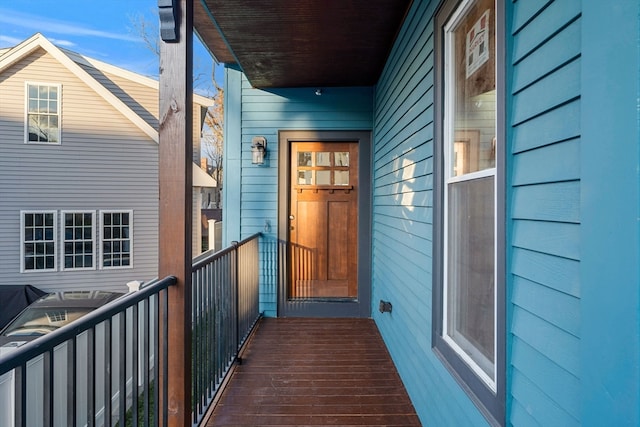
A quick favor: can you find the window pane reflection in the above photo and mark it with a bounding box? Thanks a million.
[298,152,312,166]
[316,152,330,166]
[316,170,331,185]
[447,175,495,378]
[298,170,312,185]
[335,152,349,166]
[334,171,349,185]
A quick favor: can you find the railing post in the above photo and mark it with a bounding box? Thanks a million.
[231,241,241,364]
[15,365,25,427]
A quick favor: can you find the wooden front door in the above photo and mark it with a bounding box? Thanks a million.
[289,142,358,300]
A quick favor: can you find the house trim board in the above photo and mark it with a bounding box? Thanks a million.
[222,65,243,245]
[580,1,640,424]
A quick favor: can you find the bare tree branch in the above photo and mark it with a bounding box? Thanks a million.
[129,10,224,208]
[202,81,224,193]
[128,12,159,56]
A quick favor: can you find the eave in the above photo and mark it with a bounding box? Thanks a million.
[194,0,412,88]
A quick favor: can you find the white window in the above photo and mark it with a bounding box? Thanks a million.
[100,211,133,268]
[433,2,506,422]
[25,82,61,144]
[442,0,498,391]
[21,211,57,272]
[62,211,95,270]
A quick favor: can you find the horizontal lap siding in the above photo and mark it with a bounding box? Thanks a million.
[238,78,373,316]
[508,0,582,425]
[0,48,158,292]
[372,1,488,425]
[80,64,160,130]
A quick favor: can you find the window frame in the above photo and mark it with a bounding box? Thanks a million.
[432,0,506,424]
[99,210,134,269]
[24,82,62,145]
[61,210,96,271]
[20,210,58,272]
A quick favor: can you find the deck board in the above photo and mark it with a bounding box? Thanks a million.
[205,318,421,426]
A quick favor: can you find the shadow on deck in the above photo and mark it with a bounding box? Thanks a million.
[204,317,421,426]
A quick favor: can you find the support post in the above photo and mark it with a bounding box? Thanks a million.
[158,0,193,425]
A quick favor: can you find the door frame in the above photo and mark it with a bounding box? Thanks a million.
[278,130,372,317]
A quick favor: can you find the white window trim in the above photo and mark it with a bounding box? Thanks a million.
[441,0,498,392]
[60,210,96,271]
[24,81,62,145]
[99,210,134,270]
[20,210,58,273]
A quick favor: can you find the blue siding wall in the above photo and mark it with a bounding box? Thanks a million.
[223,66,373,316]
[372,1,489,425]
[223,0,640,424]
[507,1,583,424]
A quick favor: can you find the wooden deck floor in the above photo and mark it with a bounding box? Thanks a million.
[204,318,421,426]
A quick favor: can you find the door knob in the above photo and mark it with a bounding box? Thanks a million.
[289,215,295,220]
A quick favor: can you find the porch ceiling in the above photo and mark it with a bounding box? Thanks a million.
[194,0,412,88]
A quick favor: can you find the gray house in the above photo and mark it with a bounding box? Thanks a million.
[0,33,214,293]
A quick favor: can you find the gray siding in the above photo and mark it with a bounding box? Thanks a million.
[372,0,489,425]
[0,47,158,292]
[79,63,160,130]
[508,0,582,425]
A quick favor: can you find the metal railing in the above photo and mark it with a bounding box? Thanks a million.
[191,232,262,425]
[0,275,176,427]
[0,234,263,427]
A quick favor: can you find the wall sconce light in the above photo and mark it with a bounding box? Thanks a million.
[251,136,267,165]
[315,88,322,96]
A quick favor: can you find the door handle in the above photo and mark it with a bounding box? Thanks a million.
[289,215,295,220]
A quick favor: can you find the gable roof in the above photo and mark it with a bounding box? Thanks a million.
[61,46,213,107]
[0,33,213,143]
[0,33,217,189]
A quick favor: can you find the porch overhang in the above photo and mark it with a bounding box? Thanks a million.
[194,0,412,88]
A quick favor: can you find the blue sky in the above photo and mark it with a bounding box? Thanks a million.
[0,0,220,95]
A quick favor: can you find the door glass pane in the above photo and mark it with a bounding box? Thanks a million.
[298,170,312,185]
[316,152,331,166]
[334,171,349,185]
[298,152,312,166]
[335,152,349,166]
[316,170,331,185]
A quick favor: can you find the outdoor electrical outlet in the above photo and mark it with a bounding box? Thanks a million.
[379,300,392,313]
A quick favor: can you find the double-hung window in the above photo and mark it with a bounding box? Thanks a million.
[20,210,134,271]
[26,83,61,144]
[433,0,504,423]
[62,211,95,270]
[101,211,133,268]
[21,211,57,271]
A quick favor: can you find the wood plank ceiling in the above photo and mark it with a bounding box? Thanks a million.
[194,0,412,88]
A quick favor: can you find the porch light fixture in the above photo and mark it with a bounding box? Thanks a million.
[251,136,267,164]
[315,88,322,96]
